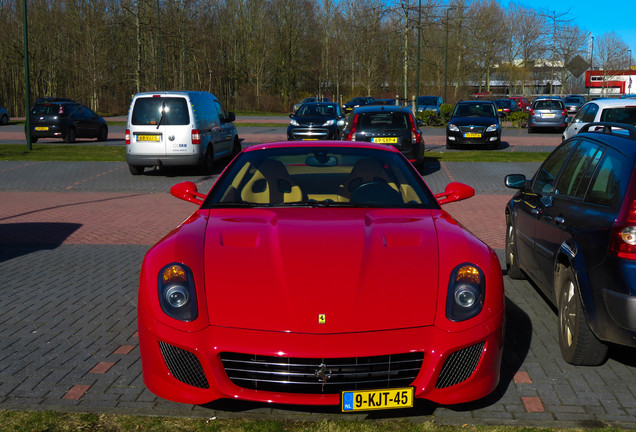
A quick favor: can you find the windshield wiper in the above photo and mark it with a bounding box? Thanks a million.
[157,101,166,129]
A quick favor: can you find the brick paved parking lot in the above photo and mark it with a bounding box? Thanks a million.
[0,160,634,427]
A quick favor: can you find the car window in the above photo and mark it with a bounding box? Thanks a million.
[532,140,577,194]
[358,112,410,129]
[586,148,625,207]
[534,100,563,110]
[132,97,190,125]
[454,103,495,117]
[599,107,636,125]
[205,147,436,208]
[555,140,603,198]
[581,103,599,122]
[297,104,339,117]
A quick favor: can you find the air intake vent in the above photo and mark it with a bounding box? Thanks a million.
[220,352,423,394]
[159,342,209,389]
[436,341,484,389]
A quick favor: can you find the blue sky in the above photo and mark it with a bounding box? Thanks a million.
[498,0,636,57]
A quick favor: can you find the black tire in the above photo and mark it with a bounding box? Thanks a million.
[557,267,608,366]
[231,138,241,157]
[97,125,108,142]
[65,127,77,143]
[0,114,7,125]
[445,140,454,149]
[202,147,215,173]
[505,219,524,279]
[30,136,38,143]
[128,164,144,175]
[527,127,533,134]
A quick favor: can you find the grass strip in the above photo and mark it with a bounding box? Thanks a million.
[0,410,625,432]
[0,145,548,163]
[0,144,125,161]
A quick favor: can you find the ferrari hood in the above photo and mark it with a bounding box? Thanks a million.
[203,208,440,333]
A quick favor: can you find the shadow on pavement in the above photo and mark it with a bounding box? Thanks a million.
[0,222,81,262]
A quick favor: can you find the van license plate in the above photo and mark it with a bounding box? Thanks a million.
[35,127,49,131]
[342,387,413,412]
[137,135,160,142]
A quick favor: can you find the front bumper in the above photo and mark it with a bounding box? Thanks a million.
[446,130,500,146]
[287,125,340,140]
[138,308,504,406]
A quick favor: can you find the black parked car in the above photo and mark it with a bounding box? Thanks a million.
[28,101,108,143]
[505,123,636,365]
[493,99,520,118]
[287,102,345,140]
[342,105,425,169]
[446,101,501,149]
[342,97,375,113]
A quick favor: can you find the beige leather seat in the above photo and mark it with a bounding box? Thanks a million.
[241,159,303,204]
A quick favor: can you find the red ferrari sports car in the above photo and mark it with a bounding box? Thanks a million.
[138,141,505,411]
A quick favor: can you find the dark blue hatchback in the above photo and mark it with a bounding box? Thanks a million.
[505,123,636,365]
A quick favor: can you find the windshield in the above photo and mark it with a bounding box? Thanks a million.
[204,146,437,209]
[131,97,190,126]
[453,103,496,117]
[296,104,339,117]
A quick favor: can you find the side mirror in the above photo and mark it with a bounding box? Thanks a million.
[289,113,294,118]
[505,174,527,190]
[434,182,475,205]
[565,117,571,124]
[170,181,206,205]
[227,112,236,122]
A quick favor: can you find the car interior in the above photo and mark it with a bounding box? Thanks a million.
[215,151,427,207]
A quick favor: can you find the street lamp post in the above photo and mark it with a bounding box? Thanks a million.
[628,49,633,94]
[23,0,31,151]
[415,0,422,112]
[444,7,455,103]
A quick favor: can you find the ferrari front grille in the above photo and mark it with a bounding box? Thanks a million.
[220,352,423,394]
[159,341,209,389]
[435,341,485,388]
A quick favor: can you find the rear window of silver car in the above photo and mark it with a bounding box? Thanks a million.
[131,97,190,126]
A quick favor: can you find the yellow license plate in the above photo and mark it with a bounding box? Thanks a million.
[35,127,49,131]
[342,387,413,412]
[464,132,481,138]
[542,113,555,118]
[137,135,160,142]
[373,137,398,144]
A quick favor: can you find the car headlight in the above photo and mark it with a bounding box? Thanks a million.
[322,119,335,127]
[290,119,299,126]
[448,124,459,132]
[158,263,197,321]
[486,124,499,132]
[446,263,485,322]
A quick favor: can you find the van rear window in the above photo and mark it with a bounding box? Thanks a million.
[131,97,190,126]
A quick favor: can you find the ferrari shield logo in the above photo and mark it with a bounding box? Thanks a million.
[318,314,326,324]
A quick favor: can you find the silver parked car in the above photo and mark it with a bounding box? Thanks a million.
[562,98,636,141]
[528,98,568,133]
[563,95,586,114]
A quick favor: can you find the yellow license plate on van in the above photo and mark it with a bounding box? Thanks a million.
[373,137,398,144]
[35,127,49,131]
[137,135,160,142]
[342,387,413,412]
[464,133,481,138]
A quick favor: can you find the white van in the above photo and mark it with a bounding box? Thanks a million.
[125,91,240,175]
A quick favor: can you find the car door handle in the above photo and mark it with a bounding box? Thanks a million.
[555,216,565,225]
[531,209,540,215]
